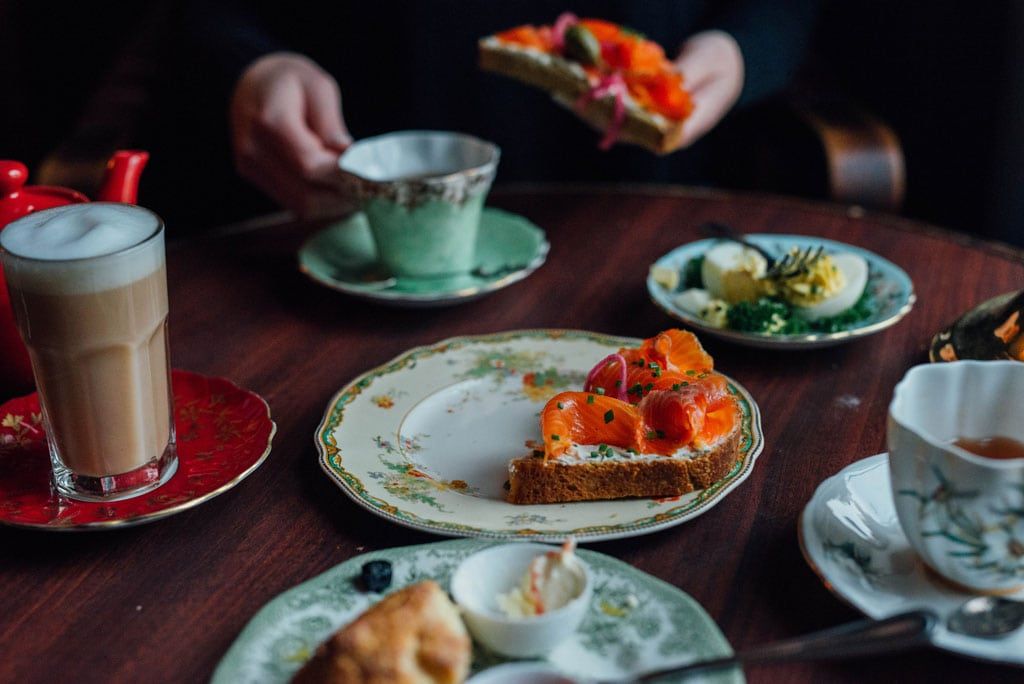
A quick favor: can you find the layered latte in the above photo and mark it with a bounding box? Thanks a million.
[1,203,176,499]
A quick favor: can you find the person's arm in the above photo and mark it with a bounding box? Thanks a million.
[706,0,821,107]
[184,2,351,217]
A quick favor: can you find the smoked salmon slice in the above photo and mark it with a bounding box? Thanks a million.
[541,330,738,460]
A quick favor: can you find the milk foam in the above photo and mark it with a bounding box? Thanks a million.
[1,203,164,294]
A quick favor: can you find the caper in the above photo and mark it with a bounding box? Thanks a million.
[564,24,601,65]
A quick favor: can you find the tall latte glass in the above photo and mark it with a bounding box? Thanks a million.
[0,203,176,500]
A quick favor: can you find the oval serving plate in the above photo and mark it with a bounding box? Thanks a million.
[212,539,742,684]
[314,329,763,542]
[648,234,915,350]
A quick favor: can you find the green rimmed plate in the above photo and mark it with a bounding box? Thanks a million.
[298,208,549,307]
[212,539,742,683]
[314,330,763,542]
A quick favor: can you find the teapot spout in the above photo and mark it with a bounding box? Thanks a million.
[97,150,149,203]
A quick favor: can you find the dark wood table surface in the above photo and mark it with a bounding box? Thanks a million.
[2,186,1023,683]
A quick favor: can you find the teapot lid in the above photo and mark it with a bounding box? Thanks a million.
[0,161,89,228]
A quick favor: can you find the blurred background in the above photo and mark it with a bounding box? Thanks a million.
[2,1,1022,246]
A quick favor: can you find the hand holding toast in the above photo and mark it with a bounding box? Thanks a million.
[673,30,745,149]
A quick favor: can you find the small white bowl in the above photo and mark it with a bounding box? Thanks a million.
[450,543,592,659]
[466,662,577,684]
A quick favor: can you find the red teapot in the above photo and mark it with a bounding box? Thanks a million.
[0,150,149,394]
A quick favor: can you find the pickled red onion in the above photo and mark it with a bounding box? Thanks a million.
[576,73,627,151]
[583,352,628,401]
[552,12,579,51]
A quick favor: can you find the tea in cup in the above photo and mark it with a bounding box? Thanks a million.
[337,131,500,278]
[888,360,1024,593]
[0,203,176,500]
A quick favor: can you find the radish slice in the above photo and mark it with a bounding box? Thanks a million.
[552,12,579,51]
[583,352,628,401]
[576,73,627,150]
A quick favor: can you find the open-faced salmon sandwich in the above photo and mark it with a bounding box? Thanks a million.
[507,329,743,504]
[479,13,695,154]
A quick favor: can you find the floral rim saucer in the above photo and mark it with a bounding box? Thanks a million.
[315,329,763,542]
[648,234,916,350]
[298,208,549,308]
[0,370,276,531]
[798,453,1024,665]
[212,539,742,683]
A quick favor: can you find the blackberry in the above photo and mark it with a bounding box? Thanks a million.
[360,560,392,592]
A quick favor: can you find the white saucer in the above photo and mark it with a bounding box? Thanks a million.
[799,453,1024,665]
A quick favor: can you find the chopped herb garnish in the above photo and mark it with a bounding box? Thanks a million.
[656,430,665,439]
[698,372,709,379]
[628,383,643,395]
[685,370,697,376]
[586,394,595,404]
[604,409,614,424]
[671,383,680,391]
[557,402,564,409]
[551,434,561,441]
[646,430,658,440]
[598,443,608,452]
[644,382,654,392]
[615,380,623,387]
[626,448,638,455]
[596,387,605,395]
[681,381,689,387]
[590,451,600,458]
[648,362,661,370]
[635,359,646,367]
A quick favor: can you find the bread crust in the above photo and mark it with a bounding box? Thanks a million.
[478,40,686,155]
[506,419,742,505]
[292,581,471,684]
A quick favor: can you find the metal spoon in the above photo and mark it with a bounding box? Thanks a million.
[596,597,1024,682]
[947,596,1024,639]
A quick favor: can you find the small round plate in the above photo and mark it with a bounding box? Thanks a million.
[799,453,1024,665]
[298,208,549,308]
[212,539,742,684]
[929,290,1024,362]
[0,370,275,531]
[647,234,916,349]
[315,329,763,542]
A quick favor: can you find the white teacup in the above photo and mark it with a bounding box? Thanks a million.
[888,361,1024,593]
[337,130,500,278]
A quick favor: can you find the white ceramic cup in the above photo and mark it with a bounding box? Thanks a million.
[888,360,1024,593]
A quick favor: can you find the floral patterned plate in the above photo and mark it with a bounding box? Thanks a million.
[0,370,275,531]
[648,234,916,350]
[315,330,763,542]
[799,453,1024,665]
[212,539,742,683]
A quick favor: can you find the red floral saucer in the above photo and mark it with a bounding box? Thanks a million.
[0,370,275,530]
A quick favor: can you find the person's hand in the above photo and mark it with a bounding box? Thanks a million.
[674,30,745,148]
[230,52,353,218]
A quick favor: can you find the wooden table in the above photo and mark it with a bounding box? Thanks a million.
[2,186,1022,683]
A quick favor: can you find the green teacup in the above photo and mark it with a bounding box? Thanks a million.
[338,131,500,278]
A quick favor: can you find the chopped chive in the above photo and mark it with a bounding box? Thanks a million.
[596,387,605,395]
[604,409,614,424]
[656,430,665,439]
[551,434,561,441]
[646,430,658,440]
[671,383,680,391]
[685,370,697,376]
[557,402,564,409]
[681,381,689,387]
[626,448,638,455]
[615,380,623,387]
[644,383,654,391]
[590,451,600,458]
[586,395,595,404]
[599,443,608,451]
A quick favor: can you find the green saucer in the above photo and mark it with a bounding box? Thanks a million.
[298,208,549,307]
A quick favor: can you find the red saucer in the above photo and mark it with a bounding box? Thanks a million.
[0,370,275,530]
